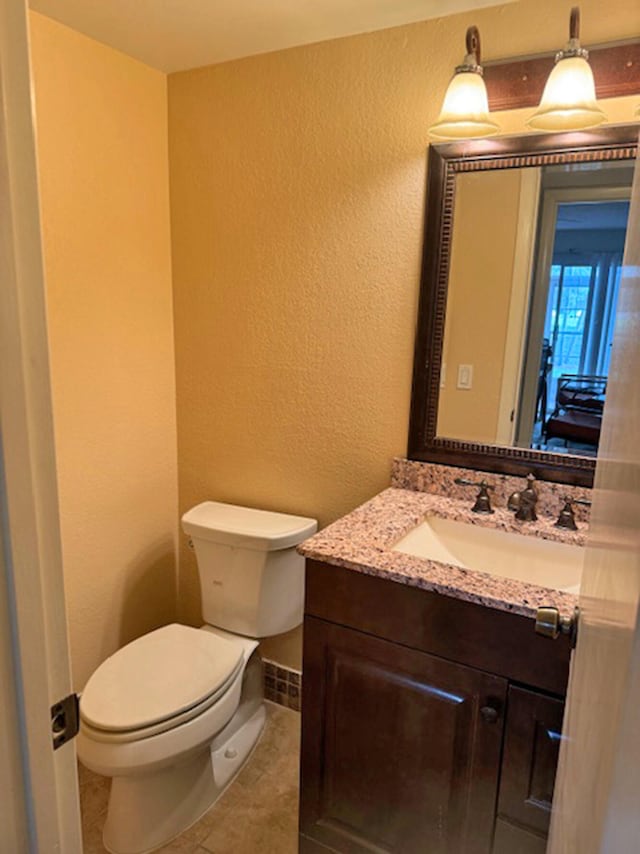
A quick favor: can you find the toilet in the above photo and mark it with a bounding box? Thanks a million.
[77,501,317,854]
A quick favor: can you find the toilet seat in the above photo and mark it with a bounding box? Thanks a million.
[81,624,244,740]
[81,659,244,743]
[78,627,259,782]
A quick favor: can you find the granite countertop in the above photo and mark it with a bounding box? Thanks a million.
[298,487,583,619]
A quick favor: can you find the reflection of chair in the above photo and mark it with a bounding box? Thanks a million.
[543,374,607,448]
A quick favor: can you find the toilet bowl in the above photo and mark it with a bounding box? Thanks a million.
[77,502,317,854]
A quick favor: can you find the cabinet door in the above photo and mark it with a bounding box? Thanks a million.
[497,685,565,837]
[492,819,548,854]
[300,617,507,854]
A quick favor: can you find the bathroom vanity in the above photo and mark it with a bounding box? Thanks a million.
[296,125,629,853]
[297,472,585,854]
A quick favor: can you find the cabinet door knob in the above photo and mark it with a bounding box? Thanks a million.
[480,705,499,724]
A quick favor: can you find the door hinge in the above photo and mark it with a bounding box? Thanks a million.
[51,693,79,750]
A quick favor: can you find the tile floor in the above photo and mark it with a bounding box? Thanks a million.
[79,702,300,854]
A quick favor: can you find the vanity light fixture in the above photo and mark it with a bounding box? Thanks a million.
[428,25,500,140]
[527,7,607,131]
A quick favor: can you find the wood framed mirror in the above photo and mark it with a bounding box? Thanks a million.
[408,125,638,486]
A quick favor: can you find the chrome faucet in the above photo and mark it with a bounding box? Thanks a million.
[508,473,538,522]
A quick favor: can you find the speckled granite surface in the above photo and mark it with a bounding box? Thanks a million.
[391,458,592,523]
[299,483,585,620]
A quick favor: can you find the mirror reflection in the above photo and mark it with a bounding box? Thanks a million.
[437,160,633,457]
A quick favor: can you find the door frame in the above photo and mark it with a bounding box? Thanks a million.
[495,167,541,446]
[0,0,81,850]
[0,475,31,854]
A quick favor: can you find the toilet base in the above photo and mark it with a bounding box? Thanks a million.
[102,704,266,854]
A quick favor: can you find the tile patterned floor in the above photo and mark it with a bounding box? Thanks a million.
[79,702,300,854]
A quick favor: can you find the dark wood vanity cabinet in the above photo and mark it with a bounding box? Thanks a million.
[300,617,506,853]
[299,561,571,854]
[493,687,565,854]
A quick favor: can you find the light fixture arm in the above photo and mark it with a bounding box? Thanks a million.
[570,6,580,41]
[456,25,483,74]
[466,25,481,66]
[559,6,589,61]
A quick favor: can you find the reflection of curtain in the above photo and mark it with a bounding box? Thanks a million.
[584,252,623,376]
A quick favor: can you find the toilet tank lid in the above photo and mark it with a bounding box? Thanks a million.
[181,501,317,551]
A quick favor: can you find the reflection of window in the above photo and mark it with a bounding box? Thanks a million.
[543,257,622,416]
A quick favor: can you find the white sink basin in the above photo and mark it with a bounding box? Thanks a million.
[392,515,583,594]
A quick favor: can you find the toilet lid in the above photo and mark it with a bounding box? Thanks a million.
[80,624,244,732]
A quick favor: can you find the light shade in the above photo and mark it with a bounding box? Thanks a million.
[527,54,606,131]
[527,7,606,132]
[428,25,499,141]
[429,70,500,140]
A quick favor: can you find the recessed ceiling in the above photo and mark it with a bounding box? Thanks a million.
[29,0,513,74]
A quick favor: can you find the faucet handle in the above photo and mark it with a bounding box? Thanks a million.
[454,477,494,490]
[555,496,578,531]
[454,478,495,514]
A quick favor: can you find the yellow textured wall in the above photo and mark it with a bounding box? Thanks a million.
[168,0,640,654]
[438,169,523,443]
[29,12,178,690]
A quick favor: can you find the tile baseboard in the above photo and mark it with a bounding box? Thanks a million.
[263,658,301,712]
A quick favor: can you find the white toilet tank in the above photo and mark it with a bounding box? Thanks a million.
[181,502,317,638]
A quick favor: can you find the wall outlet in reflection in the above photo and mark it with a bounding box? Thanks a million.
[457,364,473,390]
[440,362,446,389]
